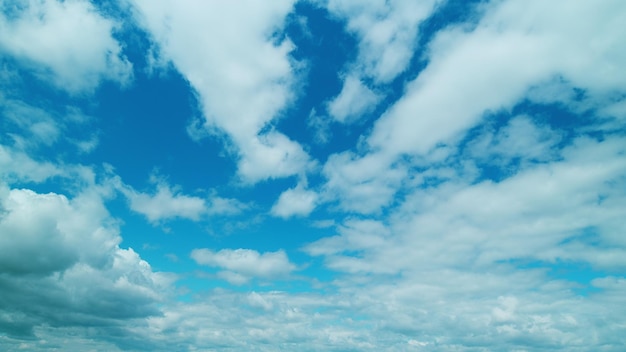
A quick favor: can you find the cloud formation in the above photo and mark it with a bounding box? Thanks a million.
[0,0,132,93]
[0,0,625,350]
[191,248,296,285]
[129,0,312,183]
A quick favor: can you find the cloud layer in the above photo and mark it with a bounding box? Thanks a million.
[0,0,625,351]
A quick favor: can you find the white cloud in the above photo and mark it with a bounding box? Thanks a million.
[0,182,172,342]
[0,145,61,183]
[322,0,626,215]
[122,181,207,223]
[129,0,312,183]
[326,0,442,83]
[327,74,381,123]
[271,184,318,218]
[466,115,562,165]
[119,176,248,223]
[368,0,626,157]
[309,136,626,275]
[191,248,296,284]
[0,0,132,93]
[236,131,313,183]
[322,151,406,213]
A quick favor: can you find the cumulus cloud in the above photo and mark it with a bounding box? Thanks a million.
[271,184,318,218]
[118,175,248,224]
[322,151,406,213]
[191,248,296,284]
[311,136,626,274]
[326,0,442,83]
[122,181,207,223]
[327,74,381,123]
[0,182,172,343]
[367,0,626,157]
[322,0,626,215]
[0,0,132,93]
[129,0,312,183]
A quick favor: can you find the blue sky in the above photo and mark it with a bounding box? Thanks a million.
[1,0,626,350]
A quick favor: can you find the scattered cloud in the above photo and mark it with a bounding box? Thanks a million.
[191,248,296,284]
[326,0,442,83]
[1,0,625,350]
[0,181,172,343]
[327,74,381,123]
[121,181,207,223]
[129,0,312,183]
[0,0,132,93]
[271,184,318,218]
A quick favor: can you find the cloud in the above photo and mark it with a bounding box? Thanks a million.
[326,0,442,83]
[129,0,312,183]
[271,184,318,218]
[466,115,562,165]
[310,135,626,274]
[368,0,626,157]
[0,97,98,154]
[0,182,172,343]
[321,0,626,214]
[118,176,247,223]
[0,144,61,183]
[122,181,207,223]
[0,0,132,93]
[322,151,406,213]
[191,248,296,284]
[327,74,381,123]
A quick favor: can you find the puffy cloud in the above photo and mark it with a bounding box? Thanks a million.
[0,183,172,344]
[322,0,626,214]
[323,0,440,126]
[327,74,381,123]
[0,0,132,93]
[271,184,318,218]
[122,181,207,223]
[129,0,312,183]
[310,136,626,274]
[119,176,247,223]
[368,0,626,157]
[326,0,442,83]
[191,248,296,284]
[322,151,406,213]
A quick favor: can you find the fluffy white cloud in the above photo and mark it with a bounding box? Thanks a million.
[323,0,440,127]
[271,184,318,218]
[322,151,406,213]
[129,0,312,183]
[368,0,626,157]
[191,248,296,284]
[0,182,172,343]
[0,0,132,93]
[119,176,247,223]
[311,136,626,274]
[122,181,207,223]
[326,0,442,83]
[327,74,381,123]
[322,0,626,214]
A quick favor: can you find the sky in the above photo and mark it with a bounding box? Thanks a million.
[1,0,625,351]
